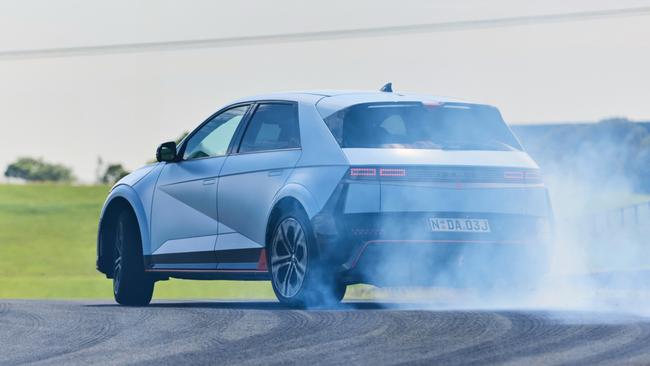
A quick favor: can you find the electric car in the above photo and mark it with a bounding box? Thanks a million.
[96,85,553,306]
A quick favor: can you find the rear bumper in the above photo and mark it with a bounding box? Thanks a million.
[347,239,529,270]
[342,240,548,286]
[313,211,552,286]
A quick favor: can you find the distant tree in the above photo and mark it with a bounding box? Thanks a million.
[4,157,74,182]
[175,131,189,144]
[101,164,130,184]
[95,156,104,184]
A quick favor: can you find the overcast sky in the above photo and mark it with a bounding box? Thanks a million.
[1,0,649,182]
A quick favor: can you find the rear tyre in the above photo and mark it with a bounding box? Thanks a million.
[268,207,345,307]
[112,210,154,306]
[329,280,347,304]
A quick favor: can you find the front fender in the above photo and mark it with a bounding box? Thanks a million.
[98,184,152,257]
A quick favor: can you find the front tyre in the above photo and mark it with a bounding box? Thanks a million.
[113,210,154,306]
[268,208,345,307]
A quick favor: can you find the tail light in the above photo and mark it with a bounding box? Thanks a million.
[349,166,542,183]
[503,171,524,180]
[379,168,406,177]
[349,167,407,179]
[525,170,542,181]
[350,167,377,177]
[504,170,543,183]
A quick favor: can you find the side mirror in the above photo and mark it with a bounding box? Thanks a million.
[156,141,178,162]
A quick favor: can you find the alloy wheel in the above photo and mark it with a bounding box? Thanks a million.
[113,219,124,296]
[271,218,308,298]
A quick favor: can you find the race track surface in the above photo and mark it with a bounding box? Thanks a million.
[2,300,650,365]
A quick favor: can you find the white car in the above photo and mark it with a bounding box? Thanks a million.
[96,85,553,306]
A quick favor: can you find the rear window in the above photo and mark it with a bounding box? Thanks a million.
[322,102,522,151]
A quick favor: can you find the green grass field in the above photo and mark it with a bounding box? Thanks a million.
[2,183,648,300]
[0,184,282,299]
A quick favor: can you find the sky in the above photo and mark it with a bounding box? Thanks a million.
[1,0,649,182]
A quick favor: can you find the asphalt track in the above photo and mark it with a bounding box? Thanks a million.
[2,300,650,366]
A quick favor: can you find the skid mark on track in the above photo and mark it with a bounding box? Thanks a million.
[545,322,650,366]
[218,311,280,341]
[3,301,650,366]
[0,302,9,317]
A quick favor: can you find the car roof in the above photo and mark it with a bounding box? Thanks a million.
[231,90,475,106]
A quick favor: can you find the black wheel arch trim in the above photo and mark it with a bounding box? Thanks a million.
[97,187,149,277]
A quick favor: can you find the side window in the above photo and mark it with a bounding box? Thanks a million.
[183,105,249,160]
[238,103,300,153]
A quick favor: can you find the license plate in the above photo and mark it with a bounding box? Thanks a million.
[429,218,491,233]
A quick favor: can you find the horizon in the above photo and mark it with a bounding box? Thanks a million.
[1,118,646,184]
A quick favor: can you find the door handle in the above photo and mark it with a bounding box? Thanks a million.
[268,169,283,177]
[203,179,216,185]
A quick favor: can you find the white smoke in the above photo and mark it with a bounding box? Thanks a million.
[343,124,650,316]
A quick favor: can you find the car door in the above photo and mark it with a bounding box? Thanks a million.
[148,104,251,269]
[215,102,302,270]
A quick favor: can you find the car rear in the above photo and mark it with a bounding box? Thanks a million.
[312,95,553,287]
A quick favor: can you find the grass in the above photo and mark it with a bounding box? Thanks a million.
[3,183,648,300]
[0,184,279,299]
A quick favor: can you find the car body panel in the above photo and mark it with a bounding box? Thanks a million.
[232,92,324,106]
[285,166,349,215]
[149,157,226,260]
[100,184,153,256]
[293,100,348,168]
[217,149,302,248]
[97,90,553,287]
[129,163,164,255]
[344,183,381,214]
[152,235,218,255]
[114,163,159,187]
[270,182,323,220]
[380,184,549,215]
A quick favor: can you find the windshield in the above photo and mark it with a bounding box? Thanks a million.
[322,102,522,151]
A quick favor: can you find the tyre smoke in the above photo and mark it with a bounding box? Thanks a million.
[336,132,650,315]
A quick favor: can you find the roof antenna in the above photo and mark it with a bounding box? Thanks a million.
[380,82,393,93]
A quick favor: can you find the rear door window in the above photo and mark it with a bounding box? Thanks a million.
[238,103,300,153]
